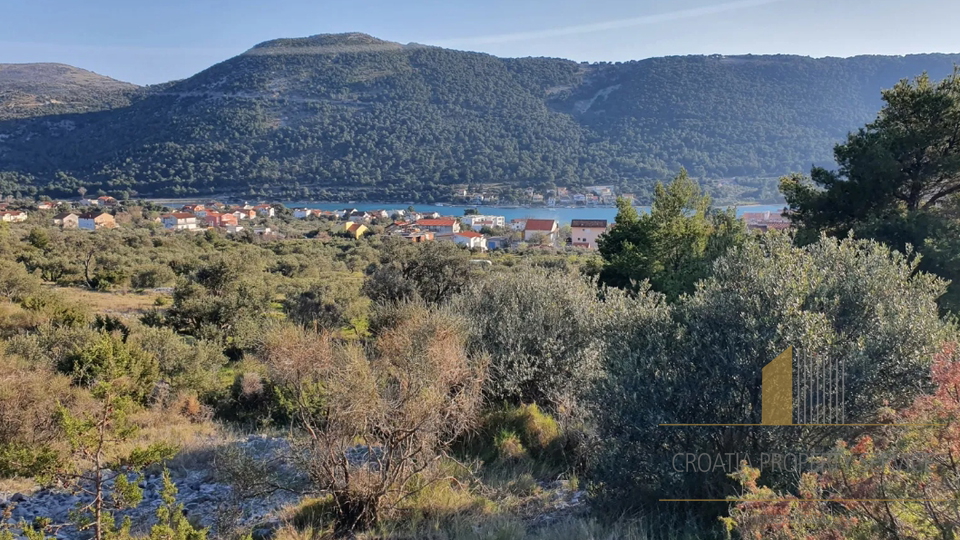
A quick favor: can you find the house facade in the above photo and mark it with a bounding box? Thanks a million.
[53,212,79,229]
[162,213,199,231]
[0,211,28,223]
[486,236,510,250]
[78,212,117,230]
[570,219,609,249]
[204,212,239,228]
[253,204,275,217]
[342,222,369,239]
[452,231,488,251]
[463,215,506,230]
[416,218,460,234]
[523,219,559,243]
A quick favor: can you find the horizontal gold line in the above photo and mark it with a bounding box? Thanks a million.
[660,499,954,502]
[658,424,946,427]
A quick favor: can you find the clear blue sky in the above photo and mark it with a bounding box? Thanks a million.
[3,0,960,85]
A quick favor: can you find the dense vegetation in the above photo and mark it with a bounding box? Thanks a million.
[1,34,959,201]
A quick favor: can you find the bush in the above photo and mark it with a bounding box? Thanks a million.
[451,269,613,411]
[591,234,953,512]
[263,303,486,532]
[130,264,176,290]
[59,332,159,404]
[0,355,87,478]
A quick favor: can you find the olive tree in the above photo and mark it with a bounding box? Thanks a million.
[591,233,953,511]
[450,268,616,412]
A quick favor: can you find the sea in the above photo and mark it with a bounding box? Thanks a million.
[286,202,787,225]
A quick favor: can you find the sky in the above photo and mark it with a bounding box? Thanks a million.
[2,0,960,85]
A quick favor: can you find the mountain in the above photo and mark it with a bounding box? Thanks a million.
[0,33,958,202]
[0,63,139,121]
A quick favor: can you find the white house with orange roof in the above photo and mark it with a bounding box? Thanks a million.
[523,219,559,243]
[452,230,488,251]
[416,218,460,234]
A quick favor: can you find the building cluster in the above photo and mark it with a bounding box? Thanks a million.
[5,197,793,251]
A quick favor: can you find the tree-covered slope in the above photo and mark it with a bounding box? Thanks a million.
[0,33,958,200]
[0,63,138,120]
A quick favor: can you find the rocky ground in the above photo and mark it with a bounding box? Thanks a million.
[1,436,587,540]
[0,436,303,540]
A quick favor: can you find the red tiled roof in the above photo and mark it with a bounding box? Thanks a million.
[417,219,457,226]
[524,219,558,231]
[164,212,195,219]
[455,231,483,238]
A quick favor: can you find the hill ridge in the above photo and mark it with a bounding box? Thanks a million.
[1,36,959,202]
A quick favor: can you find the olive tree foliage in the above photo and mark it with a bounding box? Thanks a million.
[283,278,369,335]
[362,237,476,305]
[450,268,619,412]
[163,253,275,346]
[591,233,953,511]
[262,303,485,532]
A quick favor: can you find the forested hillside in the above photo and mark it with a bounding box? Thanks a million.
[0,33,958,200]
[0,63,138,120]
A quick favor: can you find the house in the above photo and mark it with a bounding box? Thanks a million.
[182,204,206,214]
[453,231,487,251]
[348,211,372,223]
[523,219,559,243]
[570,219,609,250]
[161,213,199,231]
[226,225,244,234]
[509,219,526,231]
[204,212,238,228]
[462,215,506,230]
[293,208,313,219]
[79,198,99,207]
[97,196,119,207]
[742,210,791,232]
[253,204,275,217]
[416,218,460,234]
[486,236,510,250]
[231,209,256,220]
[399,231,435,243]
[37,201,57,211]
[342,222,369,239]
[0,210,28,223]
[53,212,79,229]
[78,212,117,230]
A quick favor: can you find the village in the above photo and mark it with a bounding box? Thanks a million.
[0,195,792,251]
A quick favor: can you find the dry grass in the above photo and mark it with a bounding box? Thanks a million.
[0,476,39,495]
[51,286,164,315]
[124,406,233,472]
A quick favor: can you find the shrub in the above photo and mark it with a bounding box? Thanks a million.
[263,303,486,532]
[592,234,953,512]
[59,332,159,404]
[451,269,614,411]
[729,342,960,539]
